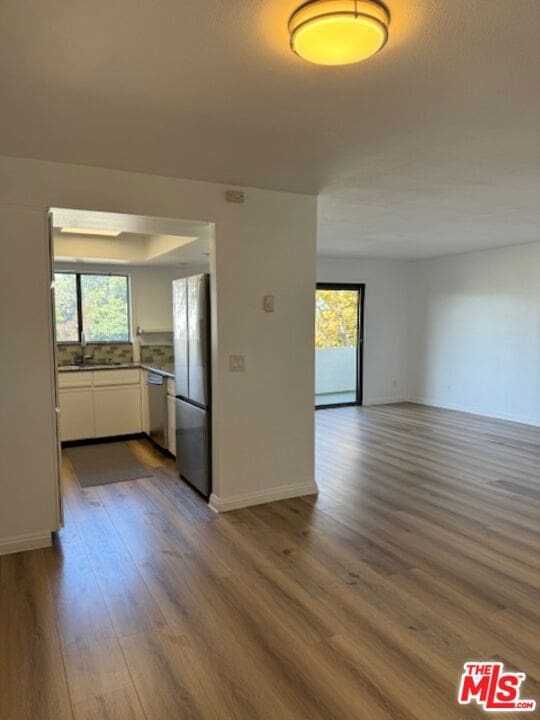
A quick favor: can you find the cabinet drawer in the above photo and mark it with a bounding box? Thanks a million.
[92,369,140,387]
[58,370,93,389]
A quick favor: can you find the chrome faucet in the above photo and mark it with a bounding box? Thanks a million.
[80,331,94,367]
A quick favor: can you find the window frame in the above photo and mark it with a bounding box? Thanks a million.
[55,270,132,345]
[315,282,365,410]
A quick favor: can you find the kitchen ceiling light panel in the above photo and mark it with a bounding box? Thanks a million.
[61,227,122,237]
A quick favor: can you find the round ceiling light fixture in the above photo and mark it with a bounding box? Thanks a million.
[289,0,390,66]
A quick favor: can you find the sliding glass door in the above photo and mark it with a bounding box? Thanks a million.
[315,284,364,408]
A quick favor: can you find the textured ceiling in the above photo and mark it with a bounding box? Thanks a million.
[1,1,538,257]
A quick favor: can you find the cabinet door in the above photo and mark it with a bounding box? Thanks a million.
[167,394,176,456]
[59,388,95,441]
[166,377,176,397]
[94,386,142,438]
[141,371,150,434]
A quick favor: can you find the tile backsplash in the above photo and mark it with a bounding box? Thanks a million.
[140,344,174,366]
[56,342,174,367]
[57,343,134,366]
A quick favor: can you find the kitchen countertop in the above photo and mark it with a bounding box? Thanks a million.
[140,363,175,378]
[58,362,175,378]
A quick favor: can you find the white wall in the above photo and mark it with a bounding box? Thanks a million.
[318,245,540,426]
[410,242,540,425]
[54,261,208,356]
[0,209,60,553]
[317,257,414,404]
[0,155,317,552]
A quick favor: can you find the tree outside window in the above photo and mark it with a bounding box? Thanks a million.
[315,289,358,349]
[54,272,130,343]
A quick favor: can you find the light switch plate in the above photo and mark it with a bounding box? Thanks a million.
[229,355,246,372]
[263,294,275,312]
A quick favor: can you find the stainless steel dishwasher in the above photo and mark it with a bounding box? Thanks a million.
[147,372,168,450]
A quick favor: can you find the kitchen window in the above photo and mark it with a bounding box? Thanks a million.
[54,272,130,343]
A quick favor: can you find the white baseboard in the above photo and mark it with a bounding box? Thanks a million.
[363,396,409,406]
[209,480,319,513]
[410,397,540,427]
[0,531,52,556]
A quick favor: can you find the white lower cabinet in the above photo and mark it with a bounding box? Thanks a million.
[94,385,142,438]
[58,370,142,441]
[59,387,94,441]
[167,394,176,456]
[141,371,150,434]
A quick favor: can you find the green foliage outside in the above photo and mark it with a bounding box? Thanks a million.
[81,275,129,341]
[315,289,358,349]
[54,273,129,342]
[55,273,78,342]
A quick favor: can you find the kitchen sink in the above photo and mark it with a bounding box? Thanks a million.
[86,362,127,368]
[59,362,131,371]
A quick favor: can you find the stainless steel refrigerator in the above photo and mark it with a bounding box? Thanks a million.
[172,274,212,498]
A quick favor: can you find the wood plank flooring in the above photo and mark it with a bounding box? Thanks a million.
[1,402,539,719]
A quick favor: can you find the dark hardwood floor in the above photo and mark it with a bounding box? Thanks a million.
[1,403,539,719]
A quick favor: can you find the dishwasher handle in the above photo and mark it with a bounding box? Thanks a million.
[147,372,164,385]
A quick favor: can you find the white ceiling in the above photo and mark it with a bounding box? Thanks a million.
[2,1,539,258]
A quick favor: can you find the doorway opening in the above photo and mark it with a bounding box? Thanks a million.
[50,207,214,510]
[315,283,365,408]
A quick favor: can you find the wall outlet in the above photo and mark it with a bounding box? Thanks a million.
[229,355,246,372]
[263,294,275,312]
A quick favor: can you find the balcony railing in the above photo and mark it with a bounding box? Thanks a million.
[315,347,357,405]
